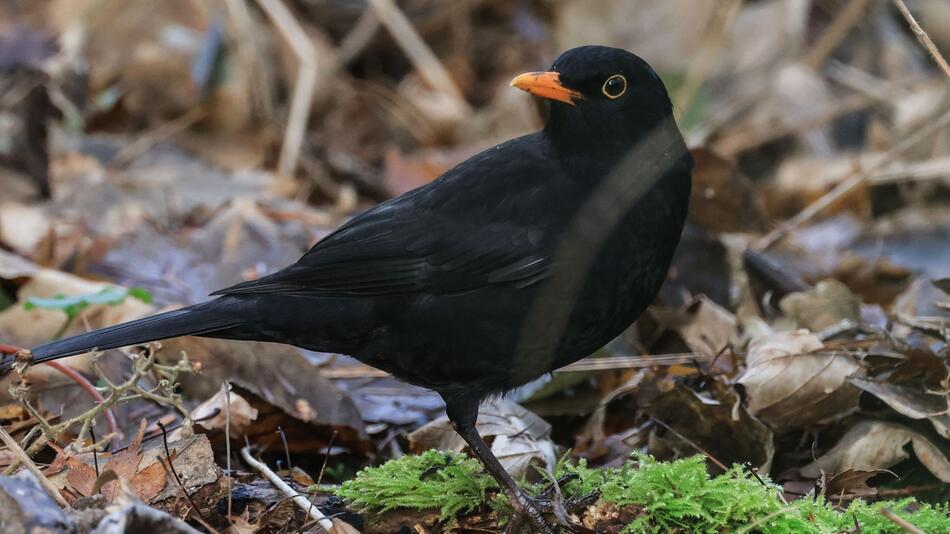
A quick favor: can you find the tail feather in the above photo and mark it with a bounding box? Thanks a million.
[11,298,246,370]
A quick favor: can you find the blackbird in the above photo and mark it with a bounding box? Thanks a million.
[6,45,691,532]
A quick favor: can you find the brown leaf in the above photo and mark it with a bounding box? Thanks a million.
[48,442,97,497]
[129,459,168,503]
[738,330,862,429]
[101,418,147,501]
[800,420,950,482]
[824,470,879,497]
[193,387,259,434]
[850,377,950,438]
[779,279,861,332]
[158,337,370,454]
[645,382,774,474]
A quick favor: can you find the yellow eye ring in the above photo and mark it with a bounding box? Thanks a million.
[602,74,627,99]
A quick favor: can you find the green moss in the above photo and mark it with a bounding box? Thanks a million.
[335,450,497,519]
[334,451,950,533]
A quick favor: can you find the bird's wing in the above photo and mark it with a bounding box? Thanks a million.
[214,136,562,297]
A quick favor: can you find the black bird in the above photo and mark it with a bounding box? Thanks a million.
[7,46,691,532]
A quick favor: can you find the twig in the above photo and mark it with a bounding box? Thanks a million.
[892,0,950,79]
[43,361,120,450]
[256,0,318,178]
[0,423,70,508]
[223,381,233,521]
[241,445,333,532]
[276,425,293,476]
[650,417,729,472]
[0,343,120,450]
[881,508,926,534]
[156,422,211,526]
[756,107,950,250]
[307,430,338,522]
[803,0,872,69]
[366,0,471,114]
[337,8,380,66]
[321,352,716,379]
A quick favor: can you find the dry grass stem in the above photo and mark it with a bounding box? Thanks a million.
[256,0,318,177]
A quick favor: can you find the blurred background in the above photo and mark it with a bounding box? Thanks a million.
[1,0,949,531]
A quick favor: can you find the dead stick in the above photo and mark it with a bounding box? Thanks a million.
[256,0,318,177]
[241,445,333,532]
[881,508,926,534]
[892,0,950,79]
[0,424,70,508]
[367,0,471,114]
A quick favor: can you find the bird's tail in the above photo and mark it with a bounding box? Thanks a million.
[2,297,248,373]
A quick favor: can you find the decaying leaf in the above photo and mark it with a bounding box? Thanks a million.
[824,469,880,497]
[408,398,556,480]
[849,377,950,438]
[738,330,862,429]
[159,336,371,454]
[193,387,259,434]
[644,382,774,474]
[676,296,737,365]
[779,279,861,332]
[800,420,950,483]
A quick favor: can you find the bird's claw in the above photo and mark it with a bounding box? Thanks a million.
[503,474,599,533]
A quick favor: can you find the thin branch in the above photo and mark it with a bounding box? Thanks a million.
[881,508,926,534]
[892,0,950,79]
[241,445,333,532]
[366,0,472,115]
[803,0,872,69]
[0,423,70,508]
[43,361,120,450]
[256,0,318,177]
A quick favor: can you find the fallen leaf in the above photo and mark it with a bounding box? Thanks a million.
[100,418,147,501]
[800,420,950,483]
[48,442,98,497]
[645,382,774,474]
[193,387,259,434]
[824,469,880,497]
[158,336,370,454]
[676,296,737,366]
[408,398,556,481]
[779,279,861,332]
[849,377,950,438]
[738,330,862,429]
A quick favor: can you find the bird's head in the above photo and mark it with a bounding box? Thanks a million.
[511,46,677,152]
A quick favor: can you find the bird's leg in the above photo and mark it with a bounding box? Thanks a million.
[444,397,593,533]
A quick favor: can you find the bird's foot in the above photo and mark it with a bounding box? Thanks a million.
[503,474,600,534]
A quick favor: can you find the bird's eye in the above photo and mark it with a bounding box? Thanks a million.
[601,75,627,99]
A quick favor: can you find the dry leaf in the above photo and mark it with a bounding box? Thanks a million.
[780,279,861,332]
[48,442,98,497]
[101,418,147,501]
[738,330,862,429]
[193,387,259,434]
[408,398,556,480]
[849,378,950,439]
[800,420,950,483]
[824,470,880,497]
[676,296,737,362]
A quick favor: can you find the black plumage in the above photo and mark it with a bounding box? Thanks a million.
[8,46,692,532]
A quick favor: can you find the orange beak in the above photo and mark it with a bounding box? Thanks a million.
[509,71,582,105]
